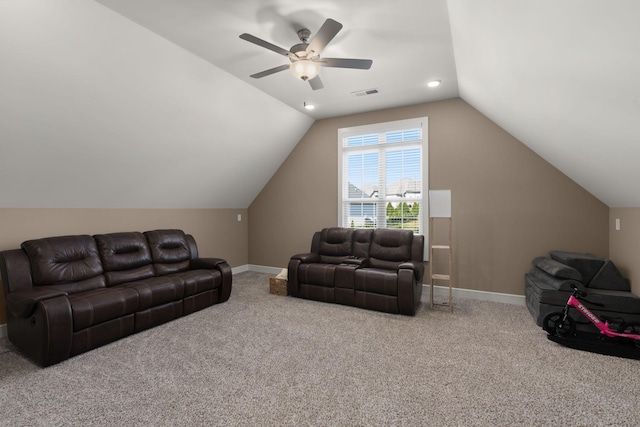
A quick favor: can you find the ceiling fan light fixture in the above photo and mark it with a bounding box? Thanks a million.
[241,18,371,90]
[290,59,319,81]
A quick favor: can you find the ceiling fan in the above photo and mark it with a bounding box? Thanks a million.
[239,18,373,90]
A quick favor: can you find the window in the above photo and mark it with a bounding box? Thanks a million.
[338,117,428,236]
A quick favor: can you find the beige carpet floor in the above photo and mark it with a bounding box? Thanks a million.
[1,271,639,426]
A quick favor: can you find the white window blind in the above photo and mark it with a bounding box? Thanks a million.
[338,117,428,236]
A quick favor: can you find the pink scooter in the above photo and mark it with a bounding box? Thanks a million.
[543,285,640,350]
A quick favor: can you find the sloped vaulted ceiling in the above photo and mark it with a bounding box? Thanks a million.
[447,0,640,208]
[90,0,640,208]
[2,0,640,209]
[0,0,313,208]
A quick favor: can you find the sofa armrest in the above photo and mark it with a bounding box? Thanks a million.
[397,268,423,316]
[190,257,228,270]
[6,287,68,318]
[191,257,232,303]
[287,258,303,297]
[528,267,586,292]
[399,261,425,282]
[532,256,582,281]
[8,295,73,366]
[290,253,320,263]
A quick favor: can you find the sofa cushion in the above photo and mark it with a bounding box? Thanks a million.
[67,287,139,331]
[21,235,105,292]
[120,275,185,311]
[172,269,221,297]
[144,230,191,275]
[355,268,398,296]
[298,263,337,287]
[94,232,155,286]
[318,227,354,264]
[549,251,604,285]
[587,260,630,291]
[368,229,413,270]
[585,289,640,314]
[532,257,582,281]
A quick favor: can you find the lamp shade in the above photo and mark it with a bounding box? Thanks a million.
[290,60,319,81]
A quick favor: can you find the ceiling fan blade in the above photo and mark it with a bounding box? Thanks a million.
[308,76,324,90]
[320,58,373,70]
[250,64,290,79]
[240,33,292,57]
[306,19,343,56]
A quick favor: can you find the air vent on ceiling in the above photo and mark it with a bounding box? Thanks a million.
[351,88,379,97]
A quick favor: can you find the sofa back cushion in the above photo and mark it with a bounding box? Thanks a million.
[318,228,354,263]
[144,229,191,275]
[411,234,425,264]
[587,260,630,291]
[94,232,155,286]
[21,235,105,293]
[369,229,413,270]
[545,251,629,291]
[352,229,373,259]
[549,251,604,285]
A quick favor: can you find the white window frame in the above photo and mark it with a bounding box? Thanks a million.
[338,117,428,258]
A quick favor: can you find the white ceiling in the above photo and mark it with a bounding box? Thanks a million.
[1,0,639,209]
[95,0,460,120]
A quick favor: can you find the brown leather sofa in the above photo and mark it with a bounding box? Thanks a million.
[0,229,232,366]
[288,227,424,315]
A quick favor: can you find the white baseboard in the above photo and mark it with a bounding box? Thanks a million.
[231,264,250,275]
[423,284,525,306]
[0,323,6,339]
[246,264,286,276]
[235,264,525,306]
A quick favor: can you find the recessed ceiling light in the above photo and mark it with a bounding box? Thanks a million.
[427,80,441,88]
[304,102,315,110]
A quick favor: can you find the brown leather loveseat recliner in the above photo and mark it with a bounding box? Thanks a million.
[0,229,232,366]
[288,227,424,315]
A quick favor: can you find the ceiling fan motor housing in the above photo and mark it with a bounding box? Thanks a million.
[290,43,310,59]
[297,28,311,43]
